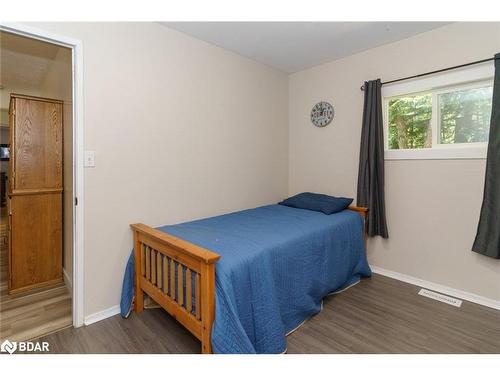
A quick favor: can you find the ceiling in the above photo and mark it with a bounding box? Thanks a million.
[162,22,450,73]
[0,31,67,90]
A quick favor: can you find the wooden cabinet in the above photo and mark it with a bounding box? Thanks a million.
[8,94,63,294]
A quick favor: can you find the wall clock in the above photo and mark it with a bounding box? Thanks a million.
[310,101,334,127]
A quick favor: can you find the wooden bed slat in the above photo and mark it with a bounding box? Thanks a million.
[170,260,176,300]
[141,244,146,277]
[151,249,157,285]
[145,246,151,281]
[195,272,201,320]
[163,255,168,294]
[186,269,192,314]
[157,253,162,289]
[179,267,184,307]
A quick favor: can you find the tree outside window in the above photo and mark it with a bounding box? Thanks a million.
[386,82,492,150]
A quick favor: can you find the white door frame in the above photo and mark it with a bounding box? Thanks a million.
[0,22,85,327]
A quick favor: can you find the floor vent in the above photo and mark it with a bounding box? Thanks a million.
[418,288,462,307]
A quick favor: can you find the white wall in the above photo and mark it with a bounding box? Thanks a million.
[289,22,500,301]
[29,22,289,318]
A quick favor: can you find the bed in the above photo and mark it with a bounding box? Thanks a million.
[123,203,371,354]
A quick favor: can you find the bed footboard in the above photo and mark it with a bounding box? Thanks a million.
[130,223,220,354]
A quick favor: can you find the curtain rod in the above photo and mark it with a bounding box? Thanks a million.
[360,57,497,91]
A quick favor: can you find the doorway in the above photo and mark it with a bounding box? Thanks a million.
[0,27,82,341]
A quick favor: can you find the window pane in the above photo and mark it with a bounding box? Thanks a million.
[439,85,492,144]
[388,93,432,149]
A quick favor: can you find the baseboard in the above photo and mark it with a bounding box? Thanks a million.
[62,268,72,297]
[84,305,120,326]
[370,265,500,311]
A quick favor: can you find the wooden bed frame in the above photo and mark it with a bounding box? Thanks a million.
[130,206,368,354]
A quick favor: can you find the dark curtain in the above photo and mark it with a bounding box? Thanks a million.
[357,79,389,238]
[472,53,500,259]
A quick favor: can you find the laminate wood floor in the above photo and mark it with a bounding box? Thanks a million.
[0,211,72,342]
[34,274,500,353]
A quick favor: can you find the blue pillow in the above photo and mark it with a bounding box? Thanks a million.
[278,192,353,215]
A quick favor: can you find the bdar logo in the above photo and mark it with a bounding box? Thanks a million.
[0,339,49,353]
[1,339,17,354]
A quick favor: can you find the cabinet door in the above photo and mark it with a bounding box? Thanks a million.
[12,98,63,192]
[9,193,62,292]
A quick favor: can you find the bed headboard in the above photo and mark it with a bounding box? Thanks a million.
[347,205,368,245]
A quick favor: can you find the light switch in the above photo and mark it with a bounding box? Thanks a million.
[84,151,95,168]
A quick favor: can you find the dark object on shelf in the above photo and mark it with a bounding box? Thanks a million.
[0,144,9,161]
[0,172,6,207]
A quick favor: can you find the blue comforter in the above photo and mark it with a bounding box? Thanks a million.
[120,204,371,353]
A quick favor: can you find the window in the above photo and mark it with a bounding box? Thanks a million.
[387,92,432,150]
[383,65,493,159]
[438,85,491,145]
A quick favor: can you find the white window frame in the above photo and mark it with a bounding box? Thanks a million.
[382,64,494,160]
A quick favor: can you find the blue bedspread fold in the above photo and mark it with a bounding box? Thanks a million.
[120,204,371,353]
